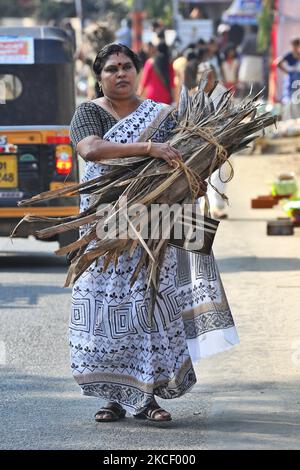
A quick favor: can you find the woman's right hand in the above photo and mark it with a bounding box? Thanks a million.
[148,142,182,168]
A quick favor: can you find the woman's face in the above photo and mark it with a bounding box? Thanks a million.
[100,52,138,99]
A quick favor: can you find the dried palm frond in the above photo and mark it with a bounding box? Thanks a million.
[12,80,277,295]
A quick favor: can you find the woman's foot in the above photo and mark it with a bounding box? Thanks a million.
[134,399,172,422]
[94,401,126,422]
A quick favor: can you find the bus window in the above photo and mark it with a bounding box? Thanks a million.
[0,74,22,103]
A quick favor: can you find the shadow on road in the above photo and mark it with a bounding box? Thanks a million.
[1,366,300,449]
[0,251,68,273]
[0,283,71,307]
[217,256,300,273]
[0,367,207,450]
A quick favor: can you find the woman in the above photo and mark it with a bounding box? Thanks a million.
[69,43,239,423]
[138,42,175,104]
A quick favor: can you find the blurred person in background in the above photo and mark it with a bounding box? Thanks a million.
[115,18,132,48]
[197,46,216,94]
[276,38,300,120]
[217,23,230,52]
[196,52,231,218]
[221,43,239,92]
[173,49,187,100]
[138,42,156,66]
[151,19,166,47]
[206,37,222,80]
[138,42,175,104]
[228,23,244,49]
[189,6,205,19]
[60,19,77,53]
[207,164,232,220]
[238,25,263,97]
[173,43,196,103]
[183,48,199,91]
[184,46,209,92]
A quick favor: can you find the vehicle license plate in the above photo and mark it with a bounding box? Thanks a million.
[0,155,18,188]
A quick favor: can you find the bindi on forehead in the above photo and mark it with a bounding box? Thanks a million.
[104,60,133,70]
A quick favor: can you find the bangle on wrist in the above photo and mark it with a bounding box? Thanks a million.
[146,139,152,154]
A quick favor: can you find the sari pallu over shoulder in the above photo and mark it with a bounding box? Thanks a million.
[80,99,175,183]
[101,99,176,165]
[78,99,176,235]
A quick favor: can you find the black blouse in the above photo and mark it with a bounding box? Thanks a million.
[69,101,117,148]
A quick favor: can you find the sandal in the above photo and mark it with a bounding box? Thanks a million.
[134,400,172,422]
[94,402,126,422]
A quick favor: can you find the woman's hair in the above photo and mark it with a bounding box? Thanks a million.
[157,41,169,60]
[93,43,142,97]
[152,42,171,89]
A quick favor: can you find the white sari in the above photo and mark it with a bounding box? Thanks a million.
[70,99,239,414]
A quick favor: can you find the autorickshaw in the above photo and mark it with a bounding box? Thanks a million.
[0,26,79,248]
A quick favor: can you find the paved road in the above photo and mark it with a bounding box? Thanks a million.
[0,153,300,450]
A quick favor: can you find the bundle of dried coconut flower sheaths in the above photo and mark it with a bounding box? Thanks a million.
[12,79,276,291]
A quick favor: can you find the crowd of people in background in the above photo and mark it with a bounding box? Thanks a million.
[54,14,300,221]
[136,23,242,105]
[66,16,267,107]
[131,21,263,220]
[129,21,264,107]
[59,13,300,118]
[64,17,265,220]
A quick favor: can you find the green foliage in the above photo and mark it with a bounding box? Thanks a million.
[143,0,172,24]
[257,0,274,53]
